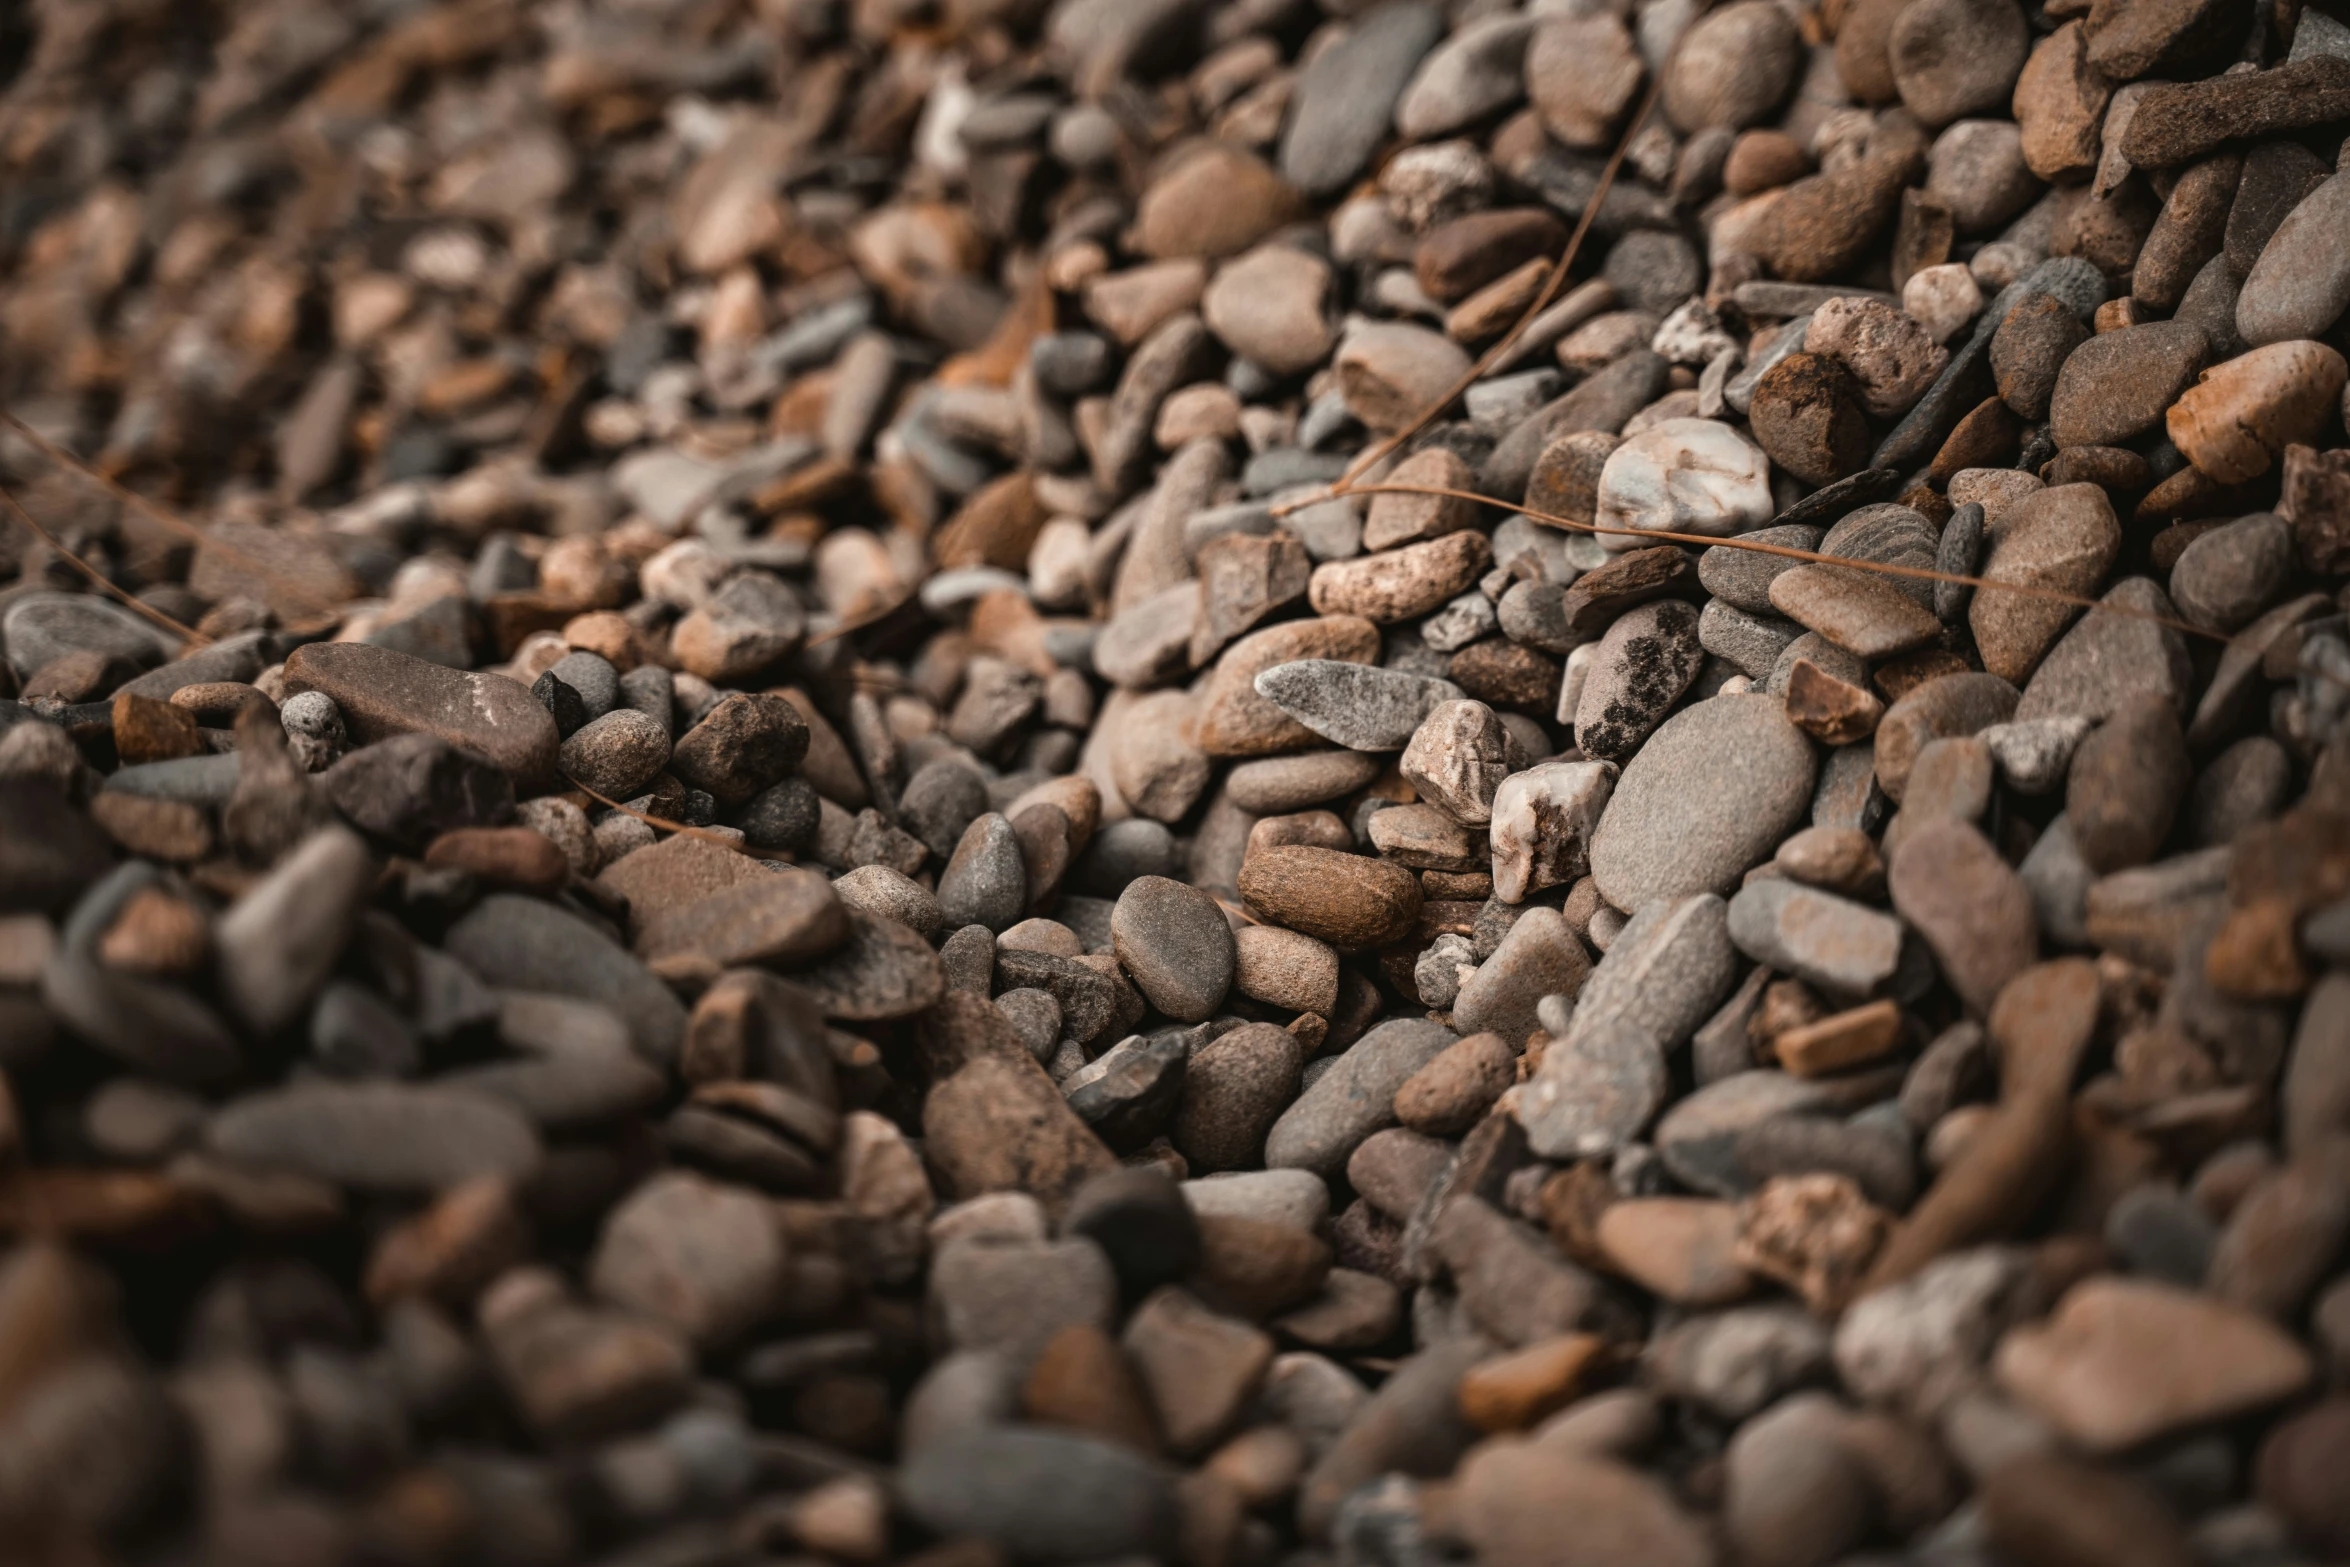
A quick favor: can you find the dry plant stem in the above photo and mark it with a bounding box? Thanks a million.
[0,476,211,647]
[1330,76,1665,495]
[562,771,800,862]
[1319,479,2231,648]
[1,409,345,620]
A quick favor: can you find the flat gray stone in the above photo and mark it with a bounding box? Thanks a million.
[1253,659,1466,751]
[1589,695,1818,912]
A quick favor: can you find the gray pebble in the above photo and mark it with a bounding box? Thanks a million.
[1254,659,1467,751]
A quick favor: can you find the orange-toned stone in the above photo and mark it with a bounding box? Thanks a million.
[1458,1333,1607,1431]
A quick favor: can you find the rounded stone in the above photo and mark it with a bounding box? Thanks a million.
[1588,695,1819,912]
[1174,1022,1305,1173]
[1663,0,1802,133]
[1111,876,1237,1024]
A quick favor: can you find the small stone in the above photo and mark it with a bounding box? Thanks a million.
[1175,1022,1303,1173]
[1398,15,1532,140]
[1490,761,1617,904]
[1231,925,1340,1014]
[1278,1,1445,197]
[558,710,670,800]
[1889,819,2039,1013]
[1264,1017,1454,1178]
[1753,156,1913,283]
[1589,696,1818,911]
[1456,1333,1607,1432]
[1593,419,1775,551]
[1727,879,1905,998]
[1135,143,1301,261]
[937,813,1027,932]
[1334,321,1476,434]
[1111,876,1235,1024]
[589,1172,783,1349]
[1889,0,2029,127]
[283,642,559,785]
[1993,1276,2313,1453]
[209,1081,540,1193]
[1454,906,1592,1044]
[1596,1197,1752,1305]
[2166,339,2348,484]
[1971,482,2122,684]
[1308,529,1492,621]
[668,692,808,807]
[899,1426,1177,1562]
[1528,14,1647,149]
[1747,353,1871,487]
[2067,696,2189,873]
[1400,699,1511,824]
[636,869,850,972]
[1768,565,1943,659]
[1807,296,1950,418]
[2049,320,2209,448]
[1363,448,1479,553]
[2169,512,2291,633]
[1252,660,1465,752]
[1662,0,1803,132]
[1784,658,1886,746]
[2015,22,2113,182]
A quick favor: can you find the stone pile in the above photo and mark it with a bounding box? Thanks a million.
[2,0,2350,1563]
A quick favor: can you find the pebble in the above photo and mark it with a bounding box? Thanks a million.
[1264,1018,1454,1179]
[898,1426,1177,1561]
[1252,659,1465,752]
[1768,564,1942,659]
[1806,296,1950,418]
[209,1082,541,1194]
[1334,322,1476,435]
[447,894,687,1064]
[1279,2,1445,197]
[1238,845,1422,951]
[2049,320,2209,448]
[1994,1277,2313,1453]
[1574,601,1706,763]
[1588,696,1818,912]
[284,642,560,785]
[2169,512,2292,634]
[1662,0,1802,133]
[1490,761,1617,904]
[2166,339,2348,483]
[1727,879,1905,998]
[1110,876,1235,1024]
[1970,482,2122,684]
[1593,419,1775,550]
[559,709,672,800]
[1748,353,1871,484]
[1753,155,1914,283]
[2238,170,2350,346]
[1453,906,1592,1044]
[214,827,375,1035]
[1175,1023,1303,1173]
[2067,696,2190,873]
[1202,245,1333,377]
[1454,1445,1714,1567]
[1888,819,2039,1013]
[1398,14,1531,141]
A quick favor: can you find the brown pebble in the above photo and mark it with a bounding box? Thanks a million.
[1237,846,1423,951]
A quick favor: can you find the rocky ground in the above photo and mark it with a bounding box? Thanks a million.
[3,0,2350,1563]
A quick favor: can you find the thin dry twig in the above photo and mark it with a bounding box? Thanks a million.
[0,475,212,648]
[561,771,802,862]
[1328,75,1666,495]
[2,409,347,620]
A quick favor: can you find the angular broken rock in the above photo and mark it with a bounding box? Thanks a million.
[1252,660,1467,752]
[1490,761,1617,903]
